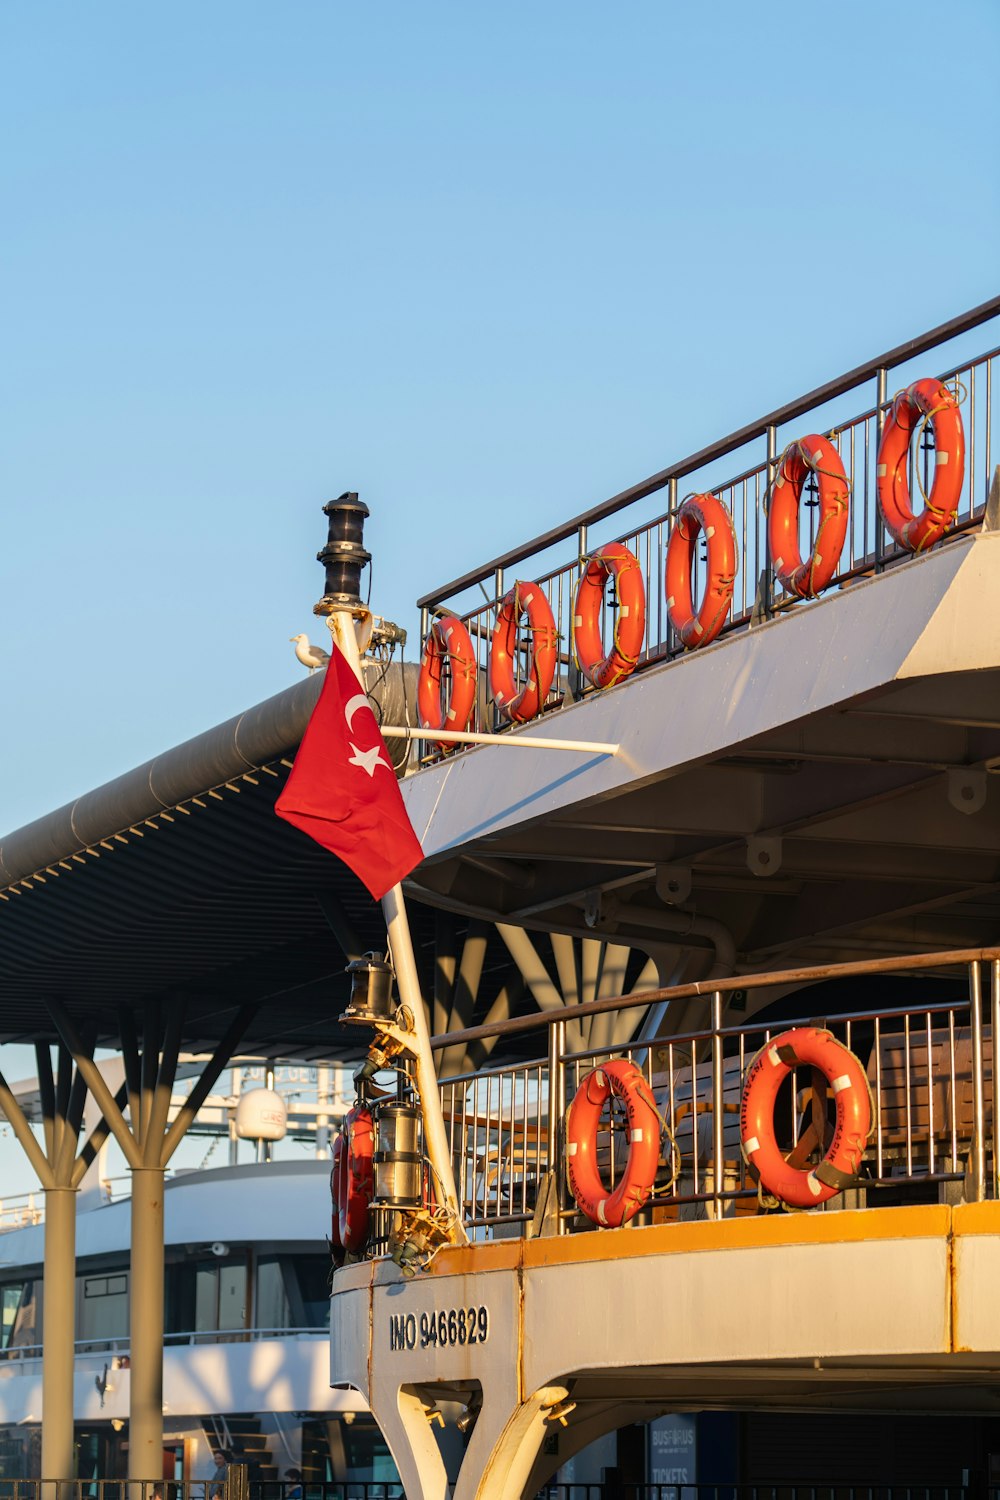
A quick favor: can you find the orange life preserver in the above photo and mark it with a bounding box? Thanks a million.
[337,1106,375,1253]
[877,377,965,553]
[418,614,477,752]
[769,435,850,598]
[329,1145,344,1251]
[573,542,646,689]
[739,1027,872,1210]
[665,493,737,648]
[566,1059,661,1227]
[489,580,558,723]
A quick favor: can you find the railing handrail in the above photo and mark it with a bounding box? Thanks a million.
[417,294,1000,607]
[430,943,1000,1052]
[0,1325,327,1360]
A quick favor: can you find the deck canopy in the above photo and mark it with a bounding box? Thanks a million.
[0,663,454,1060]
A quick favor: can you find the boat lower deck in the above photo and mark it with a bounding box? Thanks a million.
[331,1202,1000,1498]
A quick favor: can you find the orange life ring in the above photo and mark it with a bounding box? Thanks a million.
[769,435,850,598]
[573,542,646,689]
[739,1027,872,1210]
[489,580,558,723]
[877,377,965,553]
[338,1106,375,1253]
[418,614,477,752]
[566,1059,661,1227]
[329,1146,344,1251]
[665,494,737,648]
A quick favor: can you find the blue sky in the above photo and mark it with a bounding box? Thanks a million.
[1,0,998,845]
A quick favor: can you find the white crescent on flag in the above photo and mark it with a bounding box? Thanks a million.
[344,693,370,731]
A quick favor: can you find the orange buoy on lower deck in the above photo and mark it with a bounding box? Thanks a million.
[566,1059,661,1227]
[877,377,965,553]
[573,541,646,688]
[769,435,850,598]
[739,1027,872,1209]
[665,493,737,648]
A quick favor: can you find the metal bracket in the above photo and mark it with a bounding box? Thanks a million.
[746,836,782,876]
[655,863,693,905]
[947,768,987,816]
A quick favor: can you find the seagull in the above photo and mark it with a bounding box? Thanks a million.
[290,633,330,672]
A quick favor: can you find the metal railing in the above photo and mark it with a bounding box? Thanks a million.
[416,298,1000,745]
[0,1482,403,1500]
[0,1327,326,1363]
[430,948,1000,1238]
[0,1195,44,1234]
[535,1488,974,1500]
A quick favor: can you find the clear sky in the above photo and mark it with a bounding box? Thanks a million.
[2,0,998,844]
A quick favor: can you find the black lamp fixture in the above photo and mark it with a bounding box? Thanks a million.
[342,952,397,1027]
[314,492,371,613]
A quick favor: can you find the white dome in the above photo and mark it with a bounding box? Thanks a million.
[234,1087,287,1141]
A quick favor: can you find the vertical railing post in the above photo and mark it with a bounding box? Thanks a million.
[492,565,505,732]
[992,958,1000,1199]
[762,425,778,620]
[875,366,888,571]
[548,1019,566,1234]
[969,961,986,1201]
[711,990,725,1219]
[574,523,588,698]
[667,476,678,654]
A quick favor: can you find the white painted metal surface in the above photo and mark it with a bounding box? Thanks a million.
[0,1160,331,1269]
[403,533,995,859]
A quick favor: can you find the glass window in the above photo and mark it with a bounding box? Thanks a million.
[255,1258,290,1332]
[194,1261,247,1332]
[218,1264,246,1331]
[77,1271,128,1342]
[195,1265,218,1332]
[295,1257,332,1327]
[1,1282,38,1350]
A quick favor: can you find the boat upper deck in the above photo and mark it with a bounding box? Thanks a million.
[401,300,1000,978]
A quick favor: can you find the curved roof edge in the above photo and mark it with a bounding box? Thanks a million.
[0,660,416,888]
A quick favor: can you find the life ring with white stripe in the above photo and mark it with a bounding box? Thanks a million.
[490,580,558,723]
[739,1027,872,1209]
[877,378,965,553]
[336,1106,375,1253]
[573,542,646,689]
[665,493,737,648]
[566,1060,661,1227]
[418,614,477,752]
[769,435,850,598]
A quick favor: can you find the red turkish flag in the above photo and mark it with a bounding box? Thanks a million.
[275,643,423,900]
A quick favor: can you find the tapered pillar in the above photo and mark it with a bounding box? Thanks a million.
[129,1168,165,1484]
[41,1186,77,1486]
[0,1038,111,1492]
[48,997,255,1493]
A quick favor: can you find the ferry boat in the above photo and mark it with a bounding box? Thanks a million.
[323,296,1000,1497]
[1,297,999,1499]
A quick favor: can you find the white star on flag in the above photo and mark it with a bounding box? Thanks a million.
[348,741,391,778]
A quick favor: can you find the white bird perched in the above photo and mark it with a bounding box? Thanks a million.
[290,633,330,672]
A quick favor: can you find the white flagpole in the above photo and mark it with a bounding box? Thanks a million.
[381,725,618,754]
[329,610,468,1243]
